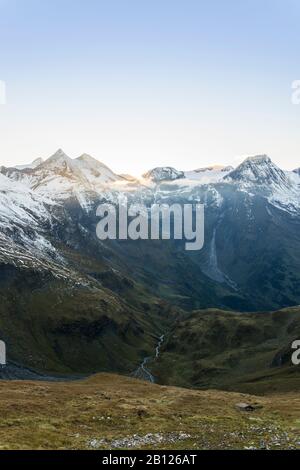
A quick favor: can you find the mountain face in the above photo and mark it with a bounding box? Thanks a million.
[0,150,300,376]
[0,173,63,274]
[0,149,129,212]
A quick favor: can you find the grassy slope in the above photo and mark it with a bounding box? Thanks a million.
[0,264,174,375]
[153,307,300,394]
[0,373,298,450]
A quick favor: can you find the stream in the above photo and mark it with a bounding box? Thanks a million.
[133,334,165,383]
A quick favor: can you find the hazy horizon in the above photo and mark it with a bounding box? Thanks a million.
[0,0,300,174]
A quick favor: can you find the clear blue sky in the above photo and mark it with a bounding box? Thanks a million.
[0,0,299,174]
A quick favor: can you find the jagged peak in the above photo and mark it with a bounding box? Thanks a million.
[39,149,77,173]
[243,154,271,164]
[76,153,111,170]
[47,149,70,162]
[229,154,278,174]
[225,154,290,189]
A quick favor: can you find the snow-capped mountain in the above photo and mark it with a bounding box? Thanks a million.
[4,150,298,199]
[2,150,299,215]
[0,149,142,278]
[143,166,185,182]
[2,148,300,380]
[17,150,92,204]
[1,149,300,308]
[222,155,300,214]
[0,149,127,209]
[224,155,291,191]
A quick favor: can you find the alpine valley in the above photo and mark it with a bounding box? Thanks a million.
[0,149,300,394]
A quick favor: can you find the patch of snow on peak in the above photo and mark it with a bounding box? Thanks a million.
[185,165,232,184]
[143,167,185,182]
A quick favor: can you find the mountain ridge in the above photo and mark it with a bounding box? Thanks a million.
[1,149,300,380]
[5,149,299,184]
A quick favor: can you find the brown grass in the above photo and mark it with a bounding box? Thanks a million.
[0,373,299,450]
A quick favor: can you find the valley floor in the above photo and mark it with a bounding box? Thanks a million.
[0,373,299,450]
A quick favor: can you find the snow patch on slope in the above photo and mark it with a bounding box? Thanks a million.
[185,165,232,184]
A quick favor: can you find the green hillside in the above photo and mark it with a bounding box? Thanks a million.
[153,307,300,394]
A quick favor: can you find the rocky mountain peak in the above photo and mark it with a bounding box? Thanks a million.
[143,167,185,183]
[44,149,71,166]
[225,155,290,190]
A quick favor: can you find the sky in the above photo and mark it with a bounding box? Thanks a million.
[0,0,300,175]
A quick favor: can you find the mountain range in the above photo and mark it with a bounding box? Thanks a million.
[0,149,300,387]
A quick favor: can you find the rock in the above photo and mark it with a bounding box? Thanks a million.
[137,409,149,418]
[108,432,191,449]
[89,438,106,449]
[259,439,268,450]
[235,403,255,412]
